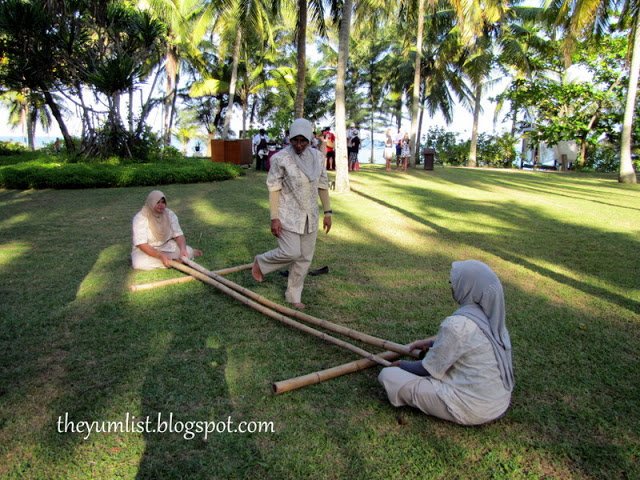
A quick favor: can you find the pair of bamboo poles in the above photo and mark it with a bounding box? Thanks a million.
[130,259,429,394]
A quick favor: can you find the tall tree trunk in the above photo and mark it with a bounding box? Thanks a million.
[510,99,519,136]
[294,0,307,118]
[223,27,242,139]
[579,135,587,166]
[368,57,376,164]
[619,20,639,183]
[416,85,427,165]
[468,82,482,167]
[27,107,35,151]
[249,98,257,129]
[242,97,248,138]
[75,81,94,138]
[42,89,74,152]
[163,47,179,146]
[409,0,425,168]
[334,0,353,193]
[136,68,163,137]
[128,86,134,135]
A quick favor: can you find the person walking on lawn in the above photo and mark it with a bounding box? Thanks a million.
[252,118,333,309]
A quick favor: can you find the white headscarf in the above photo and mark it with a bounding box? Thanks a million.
[451,260,514,391]
[289,118,322,182]
[141,190,172,244]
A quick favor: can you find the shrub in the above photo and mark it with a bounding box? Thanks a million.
[0,160,243,190]
[0,141,28,156]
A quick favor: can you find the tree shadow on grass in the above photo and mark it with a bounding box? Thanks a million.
[134,290,267,479]
[447,168,640,212]
[350,180,640,314]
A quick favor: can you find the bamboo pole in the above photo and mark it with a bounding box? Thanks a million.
[129,276,195,292]
[182,258,417,359]
[129,262,253,292]
[213,263,254,275]
[272,336,436,395]
[168,260,393,367]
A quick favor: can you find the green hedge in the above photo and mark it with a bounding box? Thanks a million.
[0,160,243,190]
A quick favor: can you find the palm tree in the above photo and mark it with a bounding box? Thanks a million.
[0,89,54,150]
[0,0,78,152]
[174,109,204,154]
[255,0,327,122]
[142,0,216,145]
[551,0,637,183]
[408,0,426,167]
[213,0,275,139]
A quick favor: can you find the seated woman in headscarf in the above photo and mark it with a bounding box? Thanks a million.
[251,118,332,309]
[131,190,202,270]
[378,260,514,425]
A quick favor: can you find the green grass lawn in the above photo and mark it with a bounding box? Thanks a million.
[1,166,638,479]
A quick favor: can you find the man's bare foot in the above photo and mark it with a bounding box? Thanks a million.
[194,249,203,257]
[252,259,263,282]
[290,302,306,310]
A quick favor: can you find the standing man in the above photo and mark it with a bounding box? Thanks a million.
[252,128,270,171]
[348,128,361,171]
[322,126,336,171]
[394,128,404,168]
[252,118,332,309]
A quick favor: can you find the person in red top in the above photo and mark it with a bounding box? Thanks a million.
[322,127,336,171]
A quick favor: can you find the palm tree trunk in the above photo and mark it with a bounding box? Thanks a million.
[136,68,163,137]
[294,0,307,118]
[416,85,427,165]
[510,99,519,136]
[395,96,402,130]
[242,98,248,138]
[223,27,242,139]
[619,20,639,183]
[368,56,376,164]
[163,47,179,146]
[468,82,482,168]
[27,109,36,151]
[409,0,425,168]
[334,0,353,193]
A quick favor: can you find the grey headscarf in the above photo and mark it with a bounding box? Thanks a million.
[288,118,322,182]
[451,260,514,391]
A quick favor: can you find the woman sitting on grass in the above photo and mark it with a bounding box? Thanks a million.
[131,190,202,270]
[378,260,514,425]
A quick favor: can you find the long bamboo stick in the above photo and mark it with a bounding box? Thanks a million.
[168,260,393,367]
[272,336,436,395]
[182,258,417,359]
[129,276,195,292]
[129,262,253,292]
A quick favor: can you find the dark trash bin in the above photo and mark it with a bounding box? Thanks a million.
[422,147,435,170]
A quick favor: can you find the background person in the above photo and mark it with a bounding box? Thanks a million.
[384,129,394,171]
[131,190,202,270]
[348,128,361,171]
[252,128,270,171]
[394,129,404,167]
[399,133,411,171]
[378,260,514,425]
[323,127,336,171]
[252,118,332,309]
